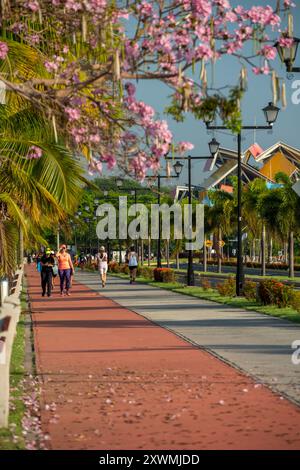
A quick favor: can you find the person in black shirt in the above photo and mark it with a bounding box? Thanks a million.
[41,248,55,297]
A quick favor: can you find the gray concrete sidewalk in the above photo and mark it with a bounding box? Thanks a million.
[76,272,300,405]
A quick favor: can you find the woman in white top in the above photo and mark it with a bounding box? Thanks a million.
[128,245,138,284]
[96,246,108,288]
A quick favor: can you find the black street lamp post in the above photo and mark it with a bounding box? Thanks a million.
[166,155,213,286]
[146,162,183,268]
[205,102,280,296]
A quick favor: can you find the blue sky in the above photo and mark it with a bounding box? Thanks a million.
[104,0,300,187]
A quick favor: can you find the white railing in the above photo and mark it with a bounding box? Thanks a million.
[0,269,23,428]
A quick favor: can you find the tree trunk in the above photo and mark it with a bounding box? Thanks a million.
[252,239,256,262]
[269,238,273,263]
[19,225,24,268]
[166,239,170,268]
[141,240,144,266]
[148,236,151,267]
[217,227,222,273]
[57,227,60,252]
[261,224,266,276]
[284,241,289,264]
[176,252,180,270]
[289,231,294,278]
[203,238,207,272]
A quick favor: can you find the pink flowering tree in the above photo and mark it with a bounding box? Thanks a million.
[0,0,295,178]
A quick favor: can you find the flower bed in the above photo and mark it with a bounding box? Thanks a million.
[153,268,175,283]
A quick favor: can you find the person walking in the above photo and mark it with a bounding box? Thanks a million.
[41,248,55,297]
[96,246,108,288]
[79,252,87,270]
[51,250,58,290]
[128,245,138,284]
[57,244,74,296]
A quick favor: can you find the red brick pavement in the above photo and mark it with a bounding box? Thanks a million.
[26,265,300,450]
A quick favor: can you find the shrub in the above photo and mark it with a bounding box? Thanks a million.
[258,279,294,308]
[139,266,154,279]
[201,278,211,291]
[289,291,300,313]
[216,277,235,297]
[153,268,175,283]
[108,261,119,273]
[120,264,129,274]
[243,281,257,300]
[162,268,176,283]
[86,261,97,271]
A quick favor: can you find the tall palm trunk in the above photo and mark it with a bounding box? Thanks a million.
[217,227,222,273]
[284,241,289,264]
[176,251,180,270]
[252,238,256,262]
[166,239,170,268]
[18,225,24,267]
[148,236,151,267]
[141,240,144,266]
[261,224,266,276]
[269,238,273,263]
[289,231,294,278]
[203,238,207,272]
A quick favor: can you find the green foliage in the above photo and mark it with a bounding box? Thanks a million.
[201,278,212,291]
[290,291,300,313]
[243,281,257,300]
[138,266,154,279]
[153,267,175,283]
[192,87,243,133]
[165,96,185,122]
[258,279,294,308]
[216,276,236,297]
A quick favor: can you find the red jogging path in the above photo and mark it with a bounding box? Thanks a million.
[25,265,300,450]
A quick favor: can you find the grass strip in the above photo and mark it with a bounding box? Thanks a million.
[109,272,300,324]
[0,288,27,450]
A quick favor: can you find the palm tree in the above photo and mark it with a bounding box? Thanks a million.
[243,178,268,274]
[0,108,87,276]
[274,172,300,278]
[207,187,235,273]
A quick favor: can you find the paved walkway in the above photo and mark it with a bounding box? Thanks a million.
[26,266,300,450]
[78,272,300,405]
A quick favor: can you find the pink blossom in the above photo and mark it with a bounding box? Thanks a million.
[226,41,243,54]
[260,45,277,60]
[195,44,214,60]
[125,41,140,60]
[0,42,8,60]
[178,141,194,154]
[25,0,40,11]
[101,153,116,170]
[27,145,43,159]
[125,82,136,97]
[247,6,281,27]
[278,37,294,48]
[65,0,82,11]
[252,65,270,75]
[284,0,296,7]
[44,61,59,73]
[137,1,153,17]
[89,133,100,143]
[65,107,81,121]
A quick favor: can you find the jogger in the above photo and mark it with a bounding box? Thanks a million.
[128,245,138,284]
